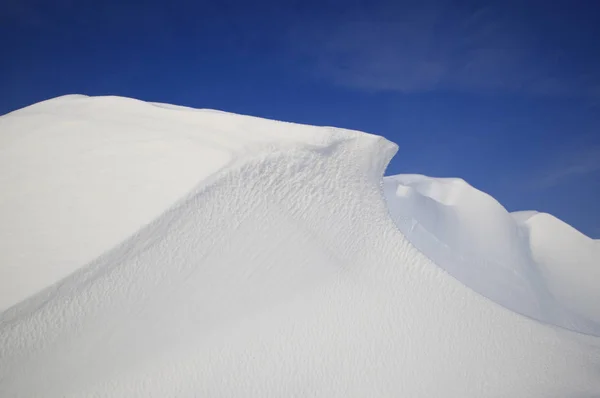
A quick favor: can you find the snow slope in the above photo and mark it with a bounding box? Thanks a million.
[383,174,600,335]
[1,95,599,397]
[0,95,344,311]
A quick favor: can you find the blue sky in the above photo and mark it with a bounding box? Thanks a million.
[2,0,599,237]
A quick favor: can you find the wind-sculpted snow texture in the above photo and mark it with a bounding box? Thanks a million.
[1,96,599,397]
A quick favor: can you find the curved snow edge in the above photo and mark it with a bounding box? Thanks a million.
[0,129,398,323]
[0,94,396,311]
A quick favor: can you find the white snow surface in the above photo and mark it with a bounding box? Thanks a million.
[383,175,600,334]
[1,95,599,397]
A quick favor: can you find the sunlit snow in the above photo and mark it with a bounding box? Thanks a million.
[1,95,599,397]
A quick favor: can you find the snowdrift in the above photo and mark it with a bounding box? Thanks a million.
[1,95,599,397]
[384,174,600,334]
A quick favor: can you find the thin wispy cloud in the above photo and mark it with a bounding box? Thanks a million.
[538,146,600,188]
[8,0,600,101]
[290,0,600,98]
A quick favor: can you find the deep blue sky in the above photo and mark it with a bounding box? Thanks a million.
[2,0,599,237]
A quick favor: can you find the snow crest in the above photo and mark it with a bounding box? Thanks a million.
[1,96,599,397]
[384,174,600,335]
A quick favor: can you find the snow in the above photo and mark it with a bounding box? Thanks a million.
[1,95,599,397]
[383,174,600,335]
[0,95,342,311]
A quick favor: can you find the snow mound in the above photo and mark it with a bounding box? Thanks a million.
[518,212,600,329]
[1,95,599,397]
[384,174,600,335]
[0,95,350,311]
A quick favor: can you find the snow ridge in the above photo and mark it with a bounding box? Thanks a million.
[383,174,600,335]
[1,95,599,397]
